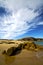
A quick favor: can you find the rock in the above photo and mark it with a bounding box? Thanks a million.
[13,44,23,55]
[2,50,6,54]
[17,44,23,50]
[6,47,15,56]
[22,41,37,50]
[6,44,23,56]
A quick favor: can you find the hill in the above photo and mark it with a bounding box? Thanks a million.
[18,37,43,41]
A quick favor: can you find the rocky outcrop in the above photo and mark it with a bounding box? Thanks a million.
[2,41,42,56]
[7,47,15,56]
[6,44,23,56]
[23,41,37,50]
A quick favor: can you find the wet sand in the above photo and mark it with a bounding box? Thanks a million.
[0,44,43,65]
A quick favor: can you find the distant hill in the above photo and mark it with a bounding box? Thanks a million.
[18,37,43,41]
[0,37,43,44]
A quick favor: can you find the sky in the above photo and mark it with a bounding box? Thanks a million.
[0,0,43,39]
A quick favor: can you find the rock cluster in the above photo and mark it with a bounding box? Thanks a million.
[2,42,38,56]
[2,44,23,56]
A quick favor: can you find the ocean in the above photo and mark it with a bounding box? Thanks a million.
[35,41,43,45]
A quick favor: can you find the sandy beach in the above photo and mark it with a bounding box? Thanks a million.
[0,44,43,65]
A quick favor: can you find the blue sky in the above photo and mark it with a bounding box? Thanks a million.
[0,0,43,39]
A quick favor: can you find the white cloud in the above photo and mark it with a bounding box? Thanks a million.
[0,8,39,39]
[37,21,43,25]
[0,0,43,39]
[0,0,43,12]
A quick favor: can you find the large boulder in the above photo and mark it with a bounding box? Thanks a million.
[6,47,15,56]
[6,44,23,56]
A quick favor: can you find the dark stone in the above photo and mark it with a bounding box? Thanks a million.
[2,50,6,54]
[6,44,23,56]
[7,47,15,56]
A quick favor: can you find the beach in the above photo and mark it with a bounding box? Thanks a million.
[0,43,43,65]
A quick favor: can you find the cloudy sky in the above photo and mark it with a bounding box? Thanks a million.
[0,0,43,39]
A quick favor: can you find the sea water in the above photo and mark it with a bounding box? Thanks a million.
[34,41,43,45]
